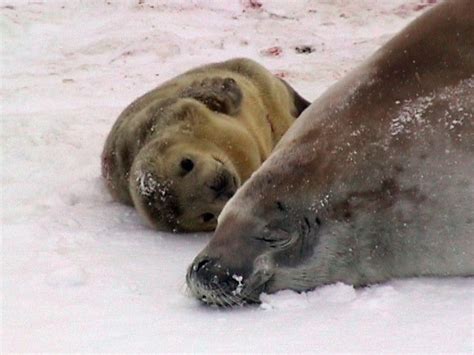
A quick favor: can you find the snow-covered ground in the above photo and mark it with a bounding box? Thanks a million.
[2,0,473,352]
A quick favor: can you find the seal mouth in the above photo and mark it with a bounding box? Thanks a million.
[186,265,274,307]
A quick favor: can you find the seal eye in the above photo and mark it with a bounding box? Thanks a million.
[201,212,215,223]
[180,158,194,173]
[255,226,293,248]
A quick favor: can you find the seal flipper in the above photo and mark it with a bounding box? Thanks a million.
[278,78,311,117]
[180,77,243,116]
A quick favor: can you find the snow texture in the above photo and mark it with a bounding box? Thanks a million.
[2,0,472,352]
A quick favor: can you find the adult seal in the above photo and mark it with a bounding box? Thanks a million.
[102,58,309,232]
[187,0,474,306]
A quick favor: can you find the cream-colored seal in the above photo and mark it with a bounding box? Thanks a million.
[102,58,309,232]
[187,0,474,306]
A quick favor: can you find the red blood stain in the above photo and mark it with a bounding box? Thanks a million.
[393,0,438,17]
[414,0,438,12]
[260,46,283,57]
[273,71,288,78]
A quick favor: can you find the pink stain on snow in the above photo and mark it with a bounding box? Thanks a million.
[260,46,283,57]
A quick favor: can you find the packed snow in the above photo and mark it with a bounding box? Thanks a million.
[2,0,472,352]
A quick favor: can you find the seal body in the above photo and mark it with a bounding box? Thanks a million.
[187,0,474,306]
[102,58,309,232]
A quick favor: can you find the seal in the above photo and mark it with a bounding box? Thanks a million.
[102,58,310,232]
[187,0,474,306]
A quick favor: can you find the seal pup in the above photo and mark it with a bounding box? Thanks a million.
[102,58,309,232]
[187,0,474,306]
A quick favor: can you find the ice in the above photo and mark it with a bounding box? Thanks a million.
[2,0,472,353]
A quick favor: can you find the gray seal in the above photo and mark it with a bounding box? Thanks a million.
[187,0,474,306]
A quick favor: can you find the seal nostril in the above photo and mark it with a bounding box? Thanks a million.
[315,217,321,226]
[194,258,211,272]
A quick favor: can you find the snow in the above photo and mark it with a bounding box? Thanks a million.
[390,95,434,136]
[2,0,472,352]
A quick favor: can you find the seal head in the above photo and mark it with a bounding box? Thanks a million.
[102,59,310,232]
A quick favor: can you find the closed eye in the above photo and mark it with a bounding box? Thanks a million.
[255,226,293,248]
[255,236,277,243]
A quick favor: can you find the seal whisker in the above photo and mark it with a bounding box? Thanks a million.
[214,285,234,307]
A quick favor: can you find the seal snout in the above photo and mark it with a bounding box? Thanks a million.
[189,255,239,289]
[209,168,238,200]
[187,213,279,306]
[187,254,254,307]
